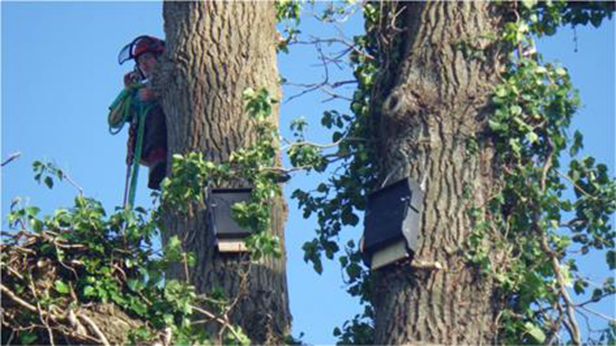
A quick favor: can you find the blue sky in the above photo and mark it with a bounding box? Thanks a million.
[1,2,614,344]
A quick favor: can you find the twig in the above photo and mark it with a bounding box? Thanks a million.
[546,299,566,346]
[5,329,15,345]
[5,266,25,280]
[1,152,21,167]
[111,263,127,282]
[225,261,251,314]
[78,314,111,346]
[190,304,242,341]
[1,283,102,344]
[292,37,375,61]
[541,140,554,192]
[577,305,616,322]
[575,291,615,308]
[541,237,582,345]
[320,87,354,102]
[53,242,80,280]
[27,274,56,346]
[67,309,88,336]
[537,143,581,345]
[62,172,84,197]
[183,252,191,285]
[0,283,38,313]
[556,169,598,201]
[11,245,36,254]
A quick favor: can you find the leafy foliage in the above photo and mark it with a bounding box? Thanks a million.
[2,193,211,345]
[467,2,615,344]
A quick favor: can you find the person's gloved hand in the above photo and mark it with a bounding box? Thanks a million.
[124,72,139,87]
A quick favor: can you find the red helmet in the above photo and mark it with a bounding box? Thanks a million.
[118,35,165,65]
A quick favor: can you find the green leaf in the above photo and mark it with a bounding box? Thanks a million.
[130,299,148,316]
[31,219,43,232]
[25,206,40,217]
[341,211,359,226]
[339,255,349,267]
[83,285,95,297]
[488,119,504,132]
[495,86,507,98]
[20,332,37,345]
[525,131,539,143]
[127,279,140,292]
[509,138,521,155]
[55,280,70,294]
[607,250,616,270]
[187,252,197,267]
[555,67,567,77]
[510,105,522,117]
[592,288,604,302]
[243,88,255,99]
[524,322,546,343]
[332,131,343,143]
[570,130,584,156]
[44,176,54,189]
[573,279,587,295]
[521,0,537,9]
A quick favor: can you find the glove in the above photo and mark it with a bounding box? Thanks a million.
[124,72,140,87]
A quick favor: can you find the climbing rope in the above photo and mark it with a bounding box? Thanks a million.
[125,105,150,209]
[108,84,152,209]
[108,83,142,135]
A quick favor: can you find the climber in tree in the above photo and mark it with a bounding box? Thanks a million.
[110,35,167,207]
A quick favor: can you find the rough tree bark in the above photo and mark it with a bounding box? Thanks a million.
[370,2,508,344]
[155,2,291,344]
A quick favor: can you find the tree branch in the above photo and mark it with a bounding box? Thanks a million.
[577,305,616,323]
[78,314,111,346]
[556,169,598,201]
[1,152,21,167]
[1,283,38,314]
[538,143,581,345]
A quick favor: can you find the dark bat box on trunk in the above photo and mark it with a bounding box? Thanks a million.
[206,188,253,253]
[361,177,424,270]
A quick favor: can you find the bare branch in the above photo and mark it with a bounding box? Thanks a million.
[556,169,598,201]
[538,144,581,345]
[0,283,38,313]
[1,152,21,167]
[27,273,56,346]
[577,305,616,323]
[78,314,111,346]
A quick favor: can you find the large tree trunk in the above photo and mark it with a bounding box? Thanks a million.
[156,2,290,344]
[370,2,507,344]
